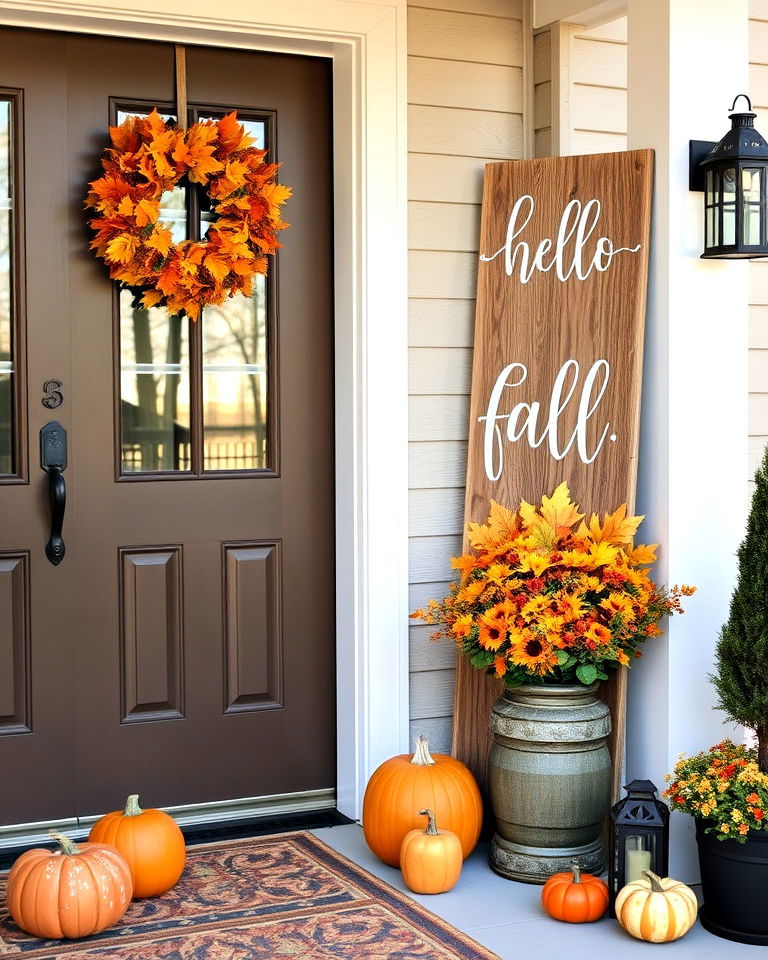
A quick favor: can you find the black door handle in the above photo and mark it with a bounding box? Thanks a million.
[40,421,67,566]
[45,466,66,565]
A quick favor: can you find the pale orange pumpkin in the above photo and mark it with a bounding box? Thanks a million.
[6,832,133,939]
[363,736,482,867]
[400,809,463,894]
[615,870,698,942]
[541,863,609,923]
[89,794,186,898]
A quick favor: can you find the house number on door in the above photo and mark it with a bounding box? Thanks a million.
[42,379,64,409]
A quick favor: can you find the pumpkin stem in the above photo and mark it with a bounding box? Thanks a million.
[124,794,143,817]
[642,870,665,893]
[49,831,79,856]
[419,808,439,835]
[412,736,436,766]
[570,862,582,884]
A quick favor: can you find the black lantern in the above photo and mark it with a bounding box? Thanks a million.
[694,95,768,259]
[608,779,670,913]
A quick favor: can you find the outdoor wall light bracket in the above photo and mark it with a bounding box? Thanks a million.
[689,94,768,259]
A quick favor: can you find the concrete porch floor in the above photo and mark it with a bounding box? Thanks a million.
[311,823,765,960]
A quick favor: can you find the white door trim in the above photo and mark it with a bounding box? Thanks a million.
[0,0,410,821]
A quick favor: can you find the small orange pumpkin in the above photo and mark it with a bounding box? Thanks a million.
[6,832,133,939]
[363,736,482,866]
[400,808,463,894]
[89,794,186,898]
[541,863,609,923]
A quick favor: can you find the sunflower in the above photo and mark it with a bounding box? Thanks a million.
[477,606,509,651]
[584,622,612,646]
[509,634,559,676]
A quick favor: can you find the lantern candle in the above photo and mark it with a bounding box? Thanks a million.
[625,844,652,883]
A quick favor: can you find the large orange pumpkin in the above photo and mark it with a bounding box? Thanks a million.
[89,794,186,898]
[541,864,609,923]
[6,832,133,939]
[363,736,482,866]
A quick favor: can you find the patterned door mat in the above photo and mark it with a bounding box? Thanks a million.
[0,831,499,959]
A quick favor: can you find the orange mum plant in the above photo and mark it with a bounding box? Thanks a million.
[411,483,694,687]
[85,109,291,321]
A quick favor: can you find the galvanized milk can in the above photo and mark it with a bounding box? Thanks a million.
[489,683,612,883]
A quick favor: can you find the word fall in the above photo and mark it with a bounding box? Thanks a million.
[478,359,615,481]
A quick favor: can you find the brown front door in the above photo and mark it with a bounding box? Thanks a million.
[0,29,335,825]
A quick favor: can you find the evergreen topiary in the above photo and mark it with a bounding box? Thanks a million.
[712,443,768,773]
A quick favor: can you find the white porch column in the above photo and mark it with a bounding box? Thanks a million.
[627,0,749,878]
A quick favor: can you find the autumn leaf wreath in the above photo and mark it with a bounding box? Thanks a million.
[85,109,291,321]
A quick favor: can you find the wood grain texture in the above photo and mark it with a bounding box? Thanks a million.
[453,151,653,798]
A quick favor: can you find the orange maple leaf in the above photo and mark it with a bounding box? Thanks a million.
[134,198,159,227]
[217,112,256,153]
[577,504,643,546]
[144,226,173,258]
[106,233,139,264]
[539,483,584,535]
[204,252,231,284]
[627,543,658,565]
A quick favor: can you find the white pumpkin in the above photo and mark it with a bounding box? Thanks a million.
[615,870,698,943]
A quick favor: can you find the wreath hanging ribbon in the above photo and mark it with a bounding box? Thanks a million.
[85,108,291,321]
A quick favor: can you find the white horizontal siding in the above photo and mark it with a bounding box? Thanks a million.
[409,202,482,253]
[409,298,475,345]
[409,395,470,441]
[409,347,473,395]
[409,441,468,488]
[408,58,523,114]
[409,717,453,755]
[409,153,492,203]
[407,0,524,746]
[408,8,523,66]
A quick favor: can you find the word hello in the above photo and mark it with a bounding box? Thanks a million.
[478,359,615,481]
[479,195,641,283]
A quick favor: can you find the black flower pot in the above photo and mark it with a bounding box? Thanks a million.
[696,819,768,945]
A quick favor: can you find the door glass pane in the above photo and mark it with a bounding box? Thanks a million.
[202,278,268,471]
[119,292,191,472]
[0,100,14,476]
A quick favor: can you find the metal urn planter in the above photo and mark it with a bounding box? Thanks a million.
[488,682,612,884]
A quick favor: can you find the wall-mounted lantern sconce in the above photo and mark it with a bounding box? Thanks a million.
[690,95,768,259]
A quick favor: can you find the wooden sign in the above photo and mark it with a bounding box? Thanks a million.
[453,150,654,797]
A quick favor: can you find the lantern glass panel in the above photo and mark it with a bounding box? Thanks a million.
[624,834,657,883]
[743,168,763,246]
[745,204,761,245]
[706,206,715,247]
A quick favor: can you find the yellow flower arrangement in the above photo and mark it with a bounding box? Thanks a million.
[411,483,694,687]
[666,740,768,843]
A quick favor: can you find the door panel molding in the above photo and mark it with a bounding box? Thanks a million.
[0,551,31,735]
[222,541,283,714]
[0,0,410,820]
[119,545,185,723]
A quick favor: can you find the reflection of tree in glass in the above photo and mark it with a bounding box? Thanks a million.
[203,278,267,470]
[121,296,188,472]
